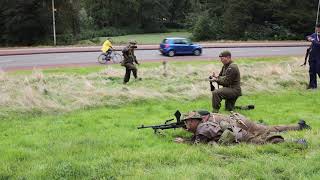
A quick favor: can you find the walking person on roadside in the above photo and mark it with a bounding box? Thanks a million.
[121,40,141,84]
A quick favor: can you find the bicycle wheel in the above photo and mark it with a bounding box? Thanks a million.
[98,54,107,64]
[111,52,123,64]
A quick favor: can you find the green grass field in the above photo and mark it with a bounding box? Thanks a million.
[1,57,320,179]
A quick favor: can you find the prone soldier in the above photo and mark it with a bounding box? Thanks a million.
[175,111,310,145]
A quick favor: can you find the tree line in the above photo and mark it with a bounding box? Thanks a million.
[0,0,318,46]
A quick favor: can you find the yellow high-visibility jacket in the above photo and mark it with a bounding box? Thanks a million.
[101,40,112,53]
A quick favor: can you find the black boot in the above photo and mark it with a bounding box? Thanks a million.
[235,105,255,110]
[298,120,311,130]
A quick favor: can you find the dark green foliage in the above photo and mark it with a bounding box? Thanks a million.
[244,22,294,40]
[83,0,170,33]
[1,0,319,45]
[0,0,80,46]
[191,12,224,40]
[191,0,318,40]
[1,0,51,45]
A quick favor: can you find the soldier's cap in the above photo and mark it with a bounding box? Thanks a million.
[181,111,202,121]
[219,50,231,57]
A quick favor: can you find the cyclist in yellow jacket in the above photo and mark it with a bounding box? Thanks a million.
[101,38,113,60]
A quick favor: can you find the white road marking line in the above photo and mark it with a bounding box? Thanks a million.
[0,60,14,63]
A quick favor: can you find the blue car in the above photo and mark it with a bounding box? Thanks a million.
[159,37,202,57]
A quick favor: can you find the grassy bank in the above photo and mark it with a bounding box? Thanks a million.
[0,57,319,179]
[0,91,320,179]
[0,57,309,117]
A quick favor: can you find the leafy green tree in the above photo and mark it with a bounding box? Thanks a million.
[1,0,51,45]
[1,0,320,45]
[222,0,252,39]
[192,11,223,40]
[166,0,192,28]
[0,0,81,46]
[272,0,317,37]
[138,0,170,32]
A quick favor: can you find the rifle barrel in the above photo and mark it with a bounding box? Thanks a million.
[137,122,185,130]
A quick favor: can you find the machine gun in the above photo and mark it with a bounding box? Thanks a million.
[137,110,184,133]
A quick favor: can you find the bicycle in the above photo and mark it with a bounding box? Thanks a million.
[97,50,123,64]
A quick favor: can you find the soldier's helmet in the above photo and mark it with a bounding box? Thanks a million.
[128,40,137,49]
[197,110,210,116]
[181,111,202,121]
[129,40,137,45]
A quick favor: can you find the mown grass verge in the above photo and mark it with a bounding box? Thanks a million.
[0,91,320,179]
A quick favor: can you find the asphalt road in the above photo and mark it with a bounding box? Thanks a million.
[0,46,308,70]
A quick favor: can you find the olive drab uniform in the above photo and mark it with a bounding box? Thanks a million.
[184,111,306,145]
[212,61,241,112]
[122,44,139,84]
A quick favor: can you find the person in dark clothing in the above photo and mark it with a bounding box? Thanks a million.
[306,24,320,89]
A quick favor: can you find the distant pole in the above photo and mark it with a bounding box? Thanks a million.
[317,0,320,26]
[316,0,320,41]
[52,0,56,46]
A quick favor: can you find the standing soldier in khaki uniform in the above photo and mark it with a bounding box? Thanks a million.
[175,111,310,145]
[121,40,141,84]
[209,50,241,112]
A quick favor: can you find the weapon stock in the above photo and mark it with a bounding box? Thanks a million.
[209,76,216,91]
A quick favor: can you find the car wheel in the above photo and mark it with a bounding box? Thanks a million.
[168,50,175,57]
[193,49,201,56]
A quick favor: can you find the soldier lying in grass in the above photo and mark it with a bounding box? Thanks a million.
[174,111,310,145]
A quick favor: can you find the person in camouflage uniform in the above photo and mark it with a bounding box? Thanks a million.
[122,40,141,84]
[175,111,310,145]
[209,50,241,112]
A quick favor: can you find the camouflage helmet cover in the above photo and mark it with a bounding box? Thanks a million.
[182,111,202,121]
[129,40,137,45]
